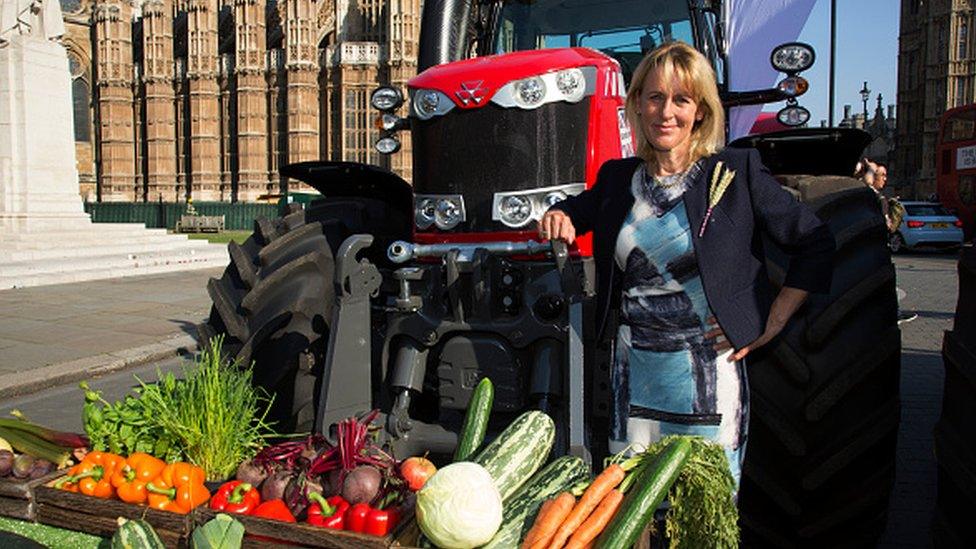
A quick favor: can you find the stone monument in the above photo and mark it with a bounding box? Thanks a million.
[0,0,228,289]
[0,0,90,230]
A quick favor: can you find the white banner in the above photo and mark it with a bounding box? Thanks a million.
[725,0,818,140]
[957,145,976,171]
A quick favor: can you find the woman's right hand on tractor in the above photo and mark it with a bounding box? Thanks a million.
[538,209,577,244]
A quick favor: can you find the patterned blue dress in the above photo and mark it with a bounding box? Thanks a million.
[610,162,749,486]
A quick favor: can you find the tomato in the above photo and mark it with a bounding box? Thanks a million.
[400,456,437,491]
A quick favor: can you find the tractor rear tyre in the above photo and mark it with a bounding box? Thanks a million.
[739,176,901,547]
[201,205,336,432]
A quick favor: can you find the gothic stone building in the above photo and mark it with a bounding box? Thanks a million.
[60,0,419,203]
[895,0,974,198]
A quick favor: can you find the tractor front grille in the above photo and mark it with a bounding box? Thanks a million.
[411,100,589,232]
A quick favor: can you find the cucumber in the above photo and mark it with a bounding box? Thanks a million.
[481,455,591,549]
[454,377,494,461]
[474,410,555,501]
[595,437,692,549]
[112,517,165,549]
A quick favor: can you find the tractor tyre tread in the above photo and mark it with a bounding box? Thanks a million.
[739,176,901,547]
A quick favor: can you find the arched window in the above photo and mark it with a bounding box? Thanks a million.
[68,53,91,142]
[960,22,969,59]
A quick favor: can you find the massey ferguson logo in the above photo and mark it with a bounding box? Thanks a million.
[455,80,488,105]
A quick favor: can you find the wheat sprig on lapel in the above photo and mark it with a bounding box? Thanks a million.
[698,161,736,237]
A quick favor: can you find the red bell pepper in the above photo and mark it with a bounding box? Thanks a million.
[251,499,296,523]
[364,506,399,537]
[307,493,348,529]
[210,481,261,514]
[344,501,399,537]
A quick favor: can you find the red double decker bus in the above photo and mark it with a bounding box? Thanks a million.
[937,105,976,239]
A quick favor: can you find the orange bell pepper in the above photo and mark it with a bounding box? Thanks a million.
[55,451,123,498]
[146,462,210,514]
[111,453,166,504]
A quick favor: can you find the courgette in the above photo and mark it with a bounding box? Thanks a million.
[474,410,555,500]
[454,377,494,461]
[595,437,692,549]
[481,455,590,548]
[112,517,166,549]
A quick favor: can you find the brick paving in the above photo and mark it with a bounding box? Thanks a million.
[878,251,960,548]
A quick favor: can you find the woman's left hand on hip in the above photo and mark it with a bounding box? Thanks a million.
[728,286,810,362]
[728,316,786,362]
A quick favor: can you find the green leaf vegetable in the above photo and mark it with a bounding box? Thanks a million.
[191,513,245,549]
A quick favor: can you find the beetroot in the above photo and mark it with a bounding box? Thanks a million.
[341,465,382,504]
[236,459,268,487]
[261,470,293,502]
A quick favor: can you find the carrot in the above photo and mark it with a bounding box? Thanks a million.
[525,492,576,549]
[521,497,556,548]
[563,489,625,549]
[546,463,626,549]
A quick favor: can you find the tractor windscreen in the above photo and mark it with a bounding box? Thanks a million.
[493,0,695,83]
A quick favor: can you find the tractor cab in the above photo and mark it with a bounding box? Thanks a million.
[370,0,809,255]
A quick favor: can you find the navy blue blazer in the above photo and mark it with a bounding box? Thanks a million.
[551,148,834,349]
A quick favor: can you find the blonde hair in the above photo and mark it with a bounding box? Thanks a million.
[625,41,725,166]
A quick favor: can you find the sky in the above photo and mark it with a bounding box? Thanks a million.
[763,0,900,125]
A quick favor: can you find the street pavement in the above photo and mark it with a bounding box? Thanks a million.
[0,249,964,546]
[878,251,960,548]
[0,267,222,399]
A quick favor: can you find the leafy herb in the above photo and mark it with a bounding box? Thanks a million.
[81,336,275,480]
[137,336,275,480]
[81,382,182,462]
[643,436,739,549]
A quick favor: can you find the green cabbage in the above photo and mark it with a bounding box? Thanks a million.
[416,461,503,548]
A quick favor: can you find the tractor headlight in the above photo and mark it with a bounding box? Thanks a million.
[413,89,455,120]
[435,198,465,230]
[514,77,546,108]
[375,136,401,154]
[543,190,568,209]
[499,195,533,227]
[492,66,596,110]
[414,194,465,230]
[371,87,404,111]
[770,42,815,74]
[776,104,811,127]
[492,183,585,229]
[415,198,437,230]
[555,68,586,102]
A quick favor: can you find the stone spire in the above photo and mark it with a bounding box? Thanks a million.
[142,0,177,201]
[93,0,136,201]
[185,0,220,200]
[234,0,268,201]
[283,0,319,164]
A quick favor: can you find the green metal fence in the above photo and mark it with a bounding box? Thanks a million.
[83,201,283,231]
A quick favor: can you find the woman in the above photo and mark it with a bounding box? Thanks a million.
[538,42,834,485]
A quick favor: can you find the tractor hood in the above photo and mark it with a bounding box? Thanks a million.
[408,47,620,110]
[728,128,872,177]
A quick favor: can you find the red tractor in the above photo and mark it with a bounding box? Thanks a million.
[203,1,900,546]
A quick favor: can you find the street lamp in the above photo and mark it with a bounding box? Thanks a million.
[859,81,871,121]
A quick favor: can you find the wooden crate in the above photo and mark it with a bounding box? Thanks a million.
[34,484,192,547]
[0,471,65,520]
[193,507,419,549]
